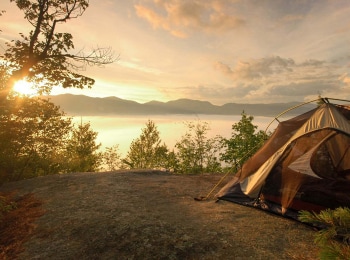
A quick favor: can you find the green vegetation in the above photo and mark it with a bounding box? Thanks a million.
[123,120,170,170]
[0,1,269,181]
[0,0,113,182]
[0,92,268,181]
[220,111,269,171]
[0,95,72,181]
[299,207,350,259]
[1,0,114,102]
[102,145,123,171]
[173,120,221,174]
[0,93,104,182]
[65,122,101,172]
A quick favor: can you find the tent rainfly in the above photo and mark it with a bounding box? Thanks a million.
[216,99,350,220]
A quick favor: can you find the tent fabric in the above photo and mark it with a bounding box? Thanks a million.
[216,102,350,220]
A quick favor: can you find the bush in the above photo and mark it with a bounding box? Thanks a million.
[299,207,350,259]
[174,120,222,174]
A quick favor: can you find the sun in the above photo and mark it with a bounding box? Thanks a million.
[13,80,38,96]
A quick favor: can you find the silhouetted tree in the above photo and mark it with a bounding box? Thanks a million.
[1,0,115,101]
[65,122,101,172]
[102,144,123,171]
[0,95,72,182]
[123,120,169,169]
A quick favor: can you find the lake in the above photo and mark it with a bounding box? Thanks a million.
[71,114,279,156]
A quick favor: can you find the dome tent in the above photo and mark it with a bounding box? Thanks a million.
[216,98,350,220]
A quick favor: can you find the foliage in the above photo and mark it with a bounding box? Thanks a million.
[123,120,169,170]
[0,95,72,182]
[65,122,101,172]
[220,111,269,170]
[299,207,350,259]
[1,0,115,101]
[102,144,123,171]
[174,120,222,174]
[0,1,114,180]
[0,195,17,221]
[0,67,104,180]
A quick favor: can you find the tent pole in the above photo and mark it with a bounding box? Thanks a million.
[196,97,350,202]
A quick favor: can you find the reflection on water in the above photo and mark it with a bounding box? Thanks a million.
[71,114,278,156]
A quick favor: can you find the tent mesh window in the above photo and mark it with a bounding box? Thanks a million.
[237,108,317,181]
[260,129,350,213]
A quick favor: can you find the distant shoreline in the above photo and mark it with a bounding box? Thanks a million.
[46,94,316,117]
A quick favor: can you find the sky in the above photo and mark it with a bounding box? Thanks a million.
[2,0,350,105]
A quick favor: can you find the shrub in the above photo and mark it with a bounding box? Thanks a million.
[299,207,350,259]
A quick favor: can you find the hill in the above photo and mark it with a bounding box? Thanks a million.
[46,94,316,116]
[0,171,319,259]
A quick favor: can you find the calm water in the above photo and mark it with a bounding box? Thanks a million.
[71,114,278,156]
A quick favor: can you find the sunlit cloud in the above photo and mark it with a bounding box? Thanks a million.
[340,73,350,85]
[211,55,350,103]
[214,56,296,81]
[118,60,162,75]
[135,0,245,38]
[3,0,350,104]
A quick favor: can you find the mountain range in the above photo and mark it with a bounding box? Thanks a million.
[46,94,316,117]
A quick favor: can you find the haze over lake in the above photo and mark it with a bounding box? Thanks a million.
[71,114,279,156]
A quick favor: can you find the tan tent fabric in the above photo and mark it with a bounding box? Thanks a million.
[294,103,350,139]
[240,103,350,197]
[240,148,284,197]
[217,101,350,220]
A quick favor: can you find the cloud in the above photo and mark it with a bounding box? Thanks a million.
[211,55,350,103]
[118,60,163,75]
[299,59,325,67]
[213,62,233,76]
[338,73,350,96]
[157,54,350,104]
[340,73,350,85]
[268,81,337,96]
[280,14,304,23]
[135,0,245,38]
[160,83,260,105]
[215,56,295,81]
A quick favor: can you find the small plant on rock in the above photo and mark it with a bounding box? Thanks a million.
[298,207,350,259]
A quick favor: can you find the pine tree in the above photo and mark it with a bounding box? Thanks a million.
[123,120,169,169]
[299,207,350,259]
[65,122,101,172]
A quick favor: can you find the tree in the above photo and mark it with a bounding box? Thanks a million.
[0,95,72,182]
[123,120,169,169]
[1,0,115,101]
[0,1,114,179]
[174,120,222,174]
[299,207,350,259]
[65,122,101,172]
[102,144,123,171]
[220,111,269,170]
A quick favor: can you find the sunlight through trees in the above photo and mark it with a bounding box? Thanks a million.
[1,0,115,101]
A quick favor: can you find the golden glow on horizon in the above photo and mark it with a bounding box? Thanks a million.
[13,80,38,96]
